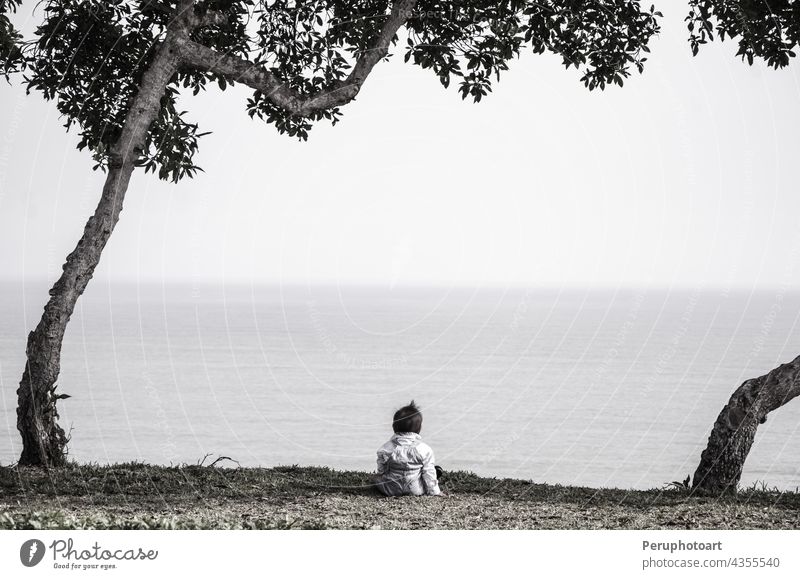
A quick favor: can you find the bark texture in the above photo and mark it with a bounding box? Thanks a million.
[17,0,415,466]
[693,355,800,493]
[177,0,417,115]
[16,23,186,467]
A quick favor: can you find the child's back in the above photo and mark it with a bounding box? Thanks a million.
[374,401,441,497]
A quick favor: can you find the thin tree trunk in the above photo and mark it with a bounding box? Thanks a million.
[692,355,800,493]
[15,34,183,467]
[14,0,411,466]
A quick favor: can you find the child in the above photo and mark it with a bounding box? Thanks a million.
[374,400,443,497]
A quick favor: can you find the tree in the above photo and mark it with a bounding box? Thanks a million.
[3,0,661,467]
[686,0,800,493]
[0,1,22,77]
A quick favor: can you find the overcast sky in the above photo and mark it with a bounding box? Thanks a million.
[1,6,800,290]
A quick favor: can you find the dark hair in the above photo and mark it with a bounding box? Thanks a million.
[393,400,423,434]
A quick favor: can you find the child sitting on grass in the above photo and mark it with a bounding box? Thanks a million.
[373,400,443,497]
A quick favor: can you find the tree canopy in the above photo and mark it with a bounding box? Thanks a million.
[0,0,22,75]
[2,0,661,183]
[3,2,800,185]
[687,0,800,67]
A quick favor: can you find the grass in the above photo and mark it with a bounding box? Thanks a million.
[1,462,799,530]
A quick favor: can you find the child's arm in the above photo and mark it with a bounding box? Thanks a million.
[373,448,392,496]
[419,445,442,496]
[376,450,387,476]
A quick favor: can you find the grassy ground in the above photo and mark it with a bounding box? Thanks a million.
[1,462,799,530]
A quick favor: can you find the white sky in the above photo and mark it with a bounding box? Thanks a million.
[1,6,800,289]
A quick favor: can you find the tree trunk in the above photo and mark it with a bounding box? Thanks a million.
[15,36,182,467]
[692,355,800,493]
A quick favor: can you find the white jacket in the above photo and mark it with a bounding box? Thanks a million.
[375,432,441,496]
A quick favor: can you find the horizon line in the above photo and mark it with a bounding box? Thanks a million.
[0,276,797,295]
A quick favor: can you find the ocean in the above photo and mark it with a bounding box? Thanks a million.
[1,281,799,490]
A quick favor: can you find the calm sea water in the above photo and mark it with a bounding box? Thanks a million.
[2,281,799,490]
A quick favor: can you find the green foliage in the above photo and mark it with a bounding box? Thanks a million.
[687,0,800,67]
[10,2,798,186]
[23,1,227,182]
[136,88,209,182]
[0,0,22,78]
[405,1,662,97]
[243,0,662,137]
[11,1,662,181]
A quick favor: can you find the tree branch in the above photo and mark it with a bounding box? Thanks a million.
[176,0,418,116]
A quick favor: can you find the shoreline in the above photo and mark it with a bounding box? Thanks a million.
[2,463,799,530]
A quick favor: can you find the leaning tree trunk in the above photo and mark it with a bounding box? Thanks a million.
[692,355,800,493]
[15,35,183,467]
